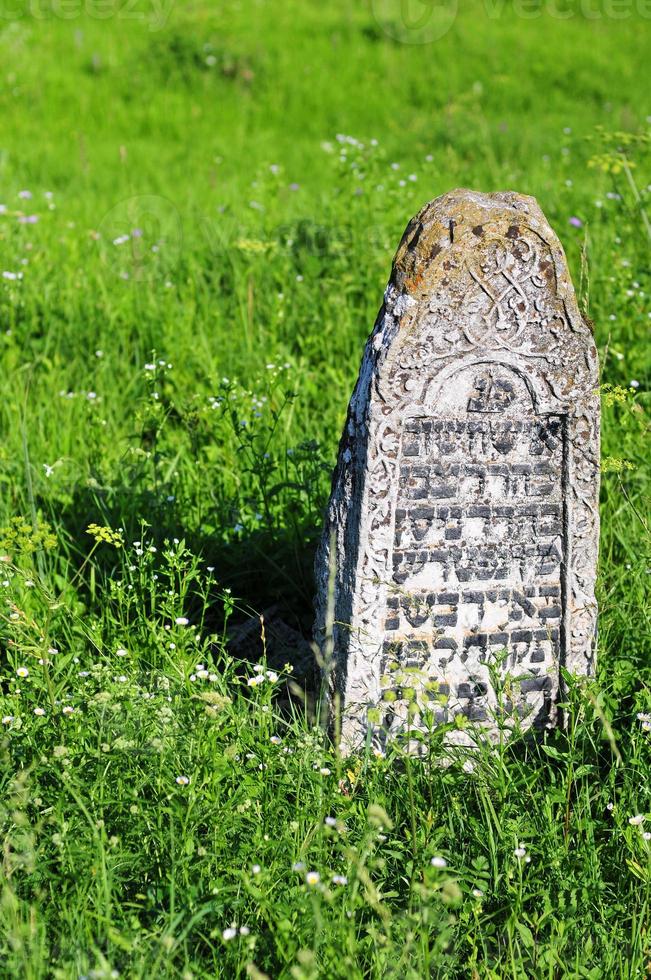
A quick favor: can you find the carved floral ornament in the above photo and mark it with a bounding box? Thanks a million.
[314,191,600,753]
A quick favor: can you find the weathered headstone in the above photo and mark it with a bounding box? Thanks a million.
[314,189,600,752]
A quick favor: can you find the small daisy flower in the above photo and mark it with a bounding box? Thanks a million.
[472,888,484,898]
[175,617,189,626]
[270,735,282,745]
[33,707,46,716]
[16,666,29,678]
[325,816,337,827]
[292,861,305,872]
[175,775,190,786]
[2,715,13,725]
[222,927,237,941]
[251,864,261,875]
[62,706,75,715]
[629,815,645,826]
[514,846,527,858]
[305,871,320,887]
[239,925,250,936]
[430,856,447,868]
[247,675,265,687]
[319,767,331,776]
[331,874,348,885]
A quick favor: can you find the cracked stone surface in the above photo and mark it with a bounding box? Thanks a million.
[314,189,600,754]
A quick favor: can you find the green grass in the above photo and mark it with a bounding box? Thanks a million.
[0,0,650,975]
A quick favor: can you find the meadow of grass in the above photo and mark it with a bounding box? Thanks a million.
[0,0,650,976]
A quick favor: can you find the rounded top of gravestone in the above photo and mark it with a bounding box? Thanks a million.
[390,189,586,331]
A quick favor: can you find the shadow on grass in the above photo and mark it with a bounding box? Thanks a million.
[41,481,320,670]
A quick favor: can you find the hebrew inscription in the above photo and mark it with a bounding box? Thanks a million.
[314,190,600,753]
[384,368,564,731]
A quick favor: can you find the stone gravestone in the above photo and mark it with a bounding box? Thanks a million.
[314,189,600,753]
